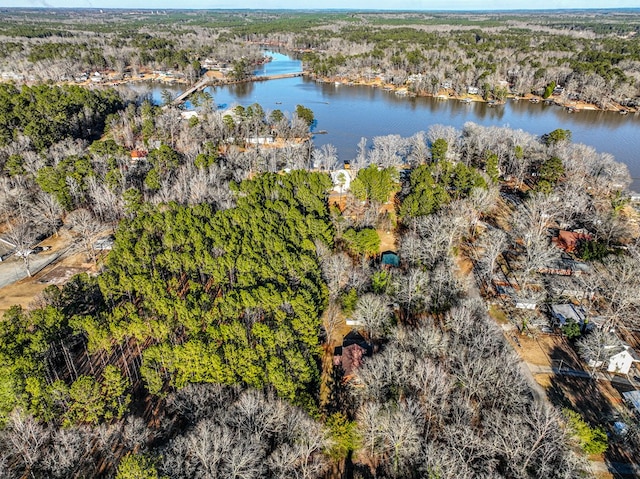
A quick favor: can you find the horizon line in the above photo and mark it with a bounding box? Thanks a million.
[2,6,640,12]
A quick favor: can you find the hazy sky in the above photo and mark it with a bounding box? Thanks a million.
[3,0,639,10]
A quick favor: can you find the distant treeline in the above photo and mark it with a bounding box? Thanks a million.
[0,10,639,107]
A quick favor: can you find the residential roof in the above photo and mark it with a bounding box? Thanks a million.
[180,110,199,120]
[539,257,591,276]
[614,344,640,362]
[330,169,351,193]
[495,283,517,297]
[130,149,148,159]
[343,330,368,348]
[333,330,373,377]
[341,343,367,377]
[94,236,114,251]
[552,230,592,253]
[381,251,399,267]
[550,303,586,325]
[547,275,595,300]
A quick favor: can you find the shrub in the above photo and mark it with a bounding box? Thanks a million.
[563,409,608,455]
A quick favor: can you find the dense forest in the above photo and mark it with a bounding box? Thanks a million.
[1,8,640,479]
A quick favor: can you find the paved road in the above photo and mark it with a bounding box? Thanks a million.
[520,362,640,477]
[518,362,547,402]
[527,363,637,387]
[0,250,65,289]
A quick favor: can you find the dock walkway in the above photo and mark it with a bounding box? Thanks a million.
[169,72,303,107]
[170,77,210,106]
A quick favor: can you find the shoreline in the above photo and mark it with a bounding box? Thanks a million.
[8,66,633,115]
[313,74,637,114]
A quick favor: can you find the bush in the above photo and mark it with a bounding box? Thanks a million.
[561,318,581,339]
[340,288,358,316]
[576,239,610,261]
[543,80,556,99]
[563,409,608,454]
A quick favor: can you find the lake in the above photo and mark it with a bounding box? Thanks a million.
[132,51,640,191]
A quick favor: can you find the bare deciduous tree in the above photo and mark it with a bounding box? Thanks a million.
[42,427,90,478]
[320,252,351,299]
[311,143,339,171]
[5,219,37,277]
[323,301,343,345]
[353,137,369,172]
[121,416,151,454]
[475,228,508,281]
[368,134,408,169]
[352,293,391,340]
[427,124,459,162]
[392,267,430,321]
[356,400,421,478]
[67,208,103,264]
[593,254,640,331]
[162,386,328,479]
[30,192,63,237]
[5,411,50,477]
[408,131,429,166]
[576,329,624,375]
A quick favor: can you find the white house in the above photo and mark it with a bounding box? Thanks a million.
[468,86,479,95]
[245,136,275,145]
[94,236,114,251]
[608,344,640,375]
[515,296,537,310]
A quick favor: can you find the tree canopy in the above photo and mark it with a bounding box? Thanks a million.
[350,164,399,205]
[0,84,122,150]
[96,170,333,402]
[400,160,487,218]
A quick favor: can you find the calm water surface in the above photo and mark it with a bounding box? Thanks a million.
[134,51,640,190]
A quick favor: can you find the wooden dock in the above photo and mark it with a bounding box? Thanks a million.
[169,72,304,107]
[170,77,210,106]
[254,72,304,81]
